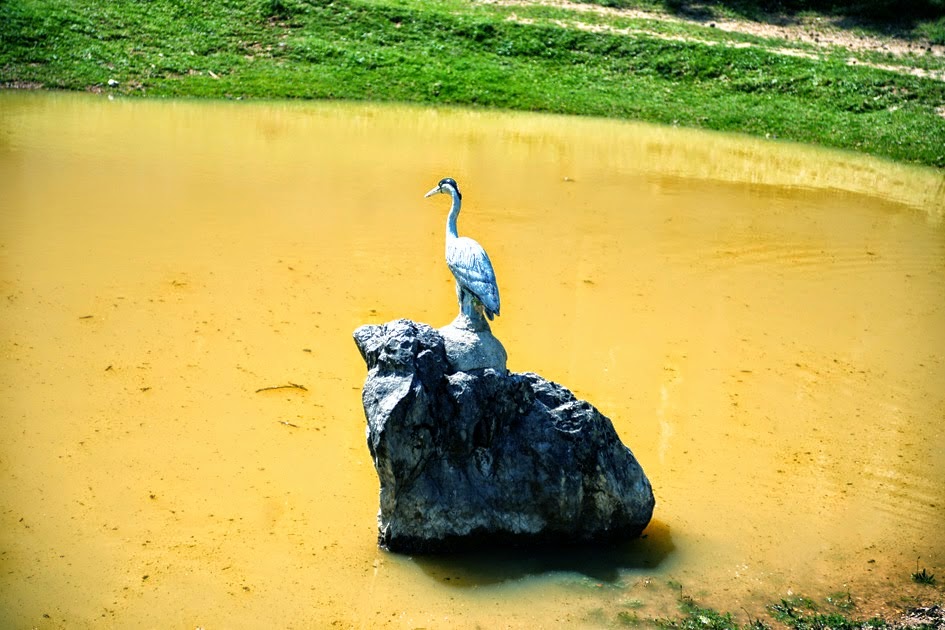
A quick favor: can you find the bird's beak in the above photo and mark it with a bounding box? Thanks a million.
[424,186,440,198]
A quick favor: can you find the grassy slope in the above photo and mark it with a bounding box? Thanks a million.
[1,0,944,167]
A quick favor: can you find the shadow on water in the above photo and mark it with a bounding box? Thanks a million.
[409,520,675,588]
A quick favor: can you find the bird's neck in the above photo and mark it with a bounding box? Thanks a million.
[446,191,461,239]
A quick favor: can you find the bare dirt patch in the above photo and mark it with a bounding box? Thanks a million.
[481,0,945,80]
[708,13,943,58]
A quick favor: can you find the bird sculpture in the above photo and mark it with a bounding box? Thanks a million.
[424,177,501,323]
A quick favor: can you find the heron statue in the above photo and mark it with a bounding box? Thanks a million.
[424,177,500,324]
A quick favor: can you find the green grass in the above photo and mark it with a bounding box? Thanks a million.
[2,0,945,166]
[768,596,882,630]
[916,17,945,44]
[651,592,926,630]
[657,596,744,629]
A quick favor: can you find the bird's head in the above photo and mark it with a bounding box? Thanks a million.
[424,177,461,200]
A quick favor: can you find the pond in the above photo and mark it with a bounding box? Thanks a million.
[0,91,943,627]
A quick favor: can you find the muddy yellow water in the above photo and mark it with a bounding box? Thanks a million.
[1,91,943,628]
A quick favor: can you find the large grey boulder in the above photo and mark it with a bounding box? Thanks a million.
[353,319,655,553]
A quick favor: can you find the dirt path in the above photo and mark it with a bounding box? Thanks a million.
[482,0,945,81]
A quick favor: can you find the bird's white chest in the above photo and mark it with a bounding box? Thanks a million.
[446,236,484,269]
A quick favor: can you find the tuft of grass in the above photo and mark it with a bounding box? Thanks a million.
[913,558,938,585]
[826,591,858,612]
[916,17,945,44]
[617,609,642,626]
[913,567,937,586]
[647,589,921,630]
[656,595,741,629]
[770,595,889,630]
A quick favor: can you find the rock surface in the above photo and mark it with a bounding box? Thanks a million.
[438,311,507,372]
[353,319,655,553]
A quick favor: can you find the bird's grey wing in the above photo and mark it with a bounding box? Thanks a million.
[447,237,501,314]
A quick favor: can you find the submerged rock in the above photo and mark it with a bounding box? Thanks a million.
[353,319,655,553]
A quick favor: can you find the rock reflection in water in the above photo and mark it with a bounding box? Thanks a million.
[414,520,675,588]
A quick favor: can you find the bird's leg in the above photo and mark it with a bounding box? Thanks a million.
[458,284,475,319]
[452,284,489,332]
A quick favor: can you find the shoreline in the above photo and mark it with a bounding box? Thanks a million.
[2,0,944,167]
